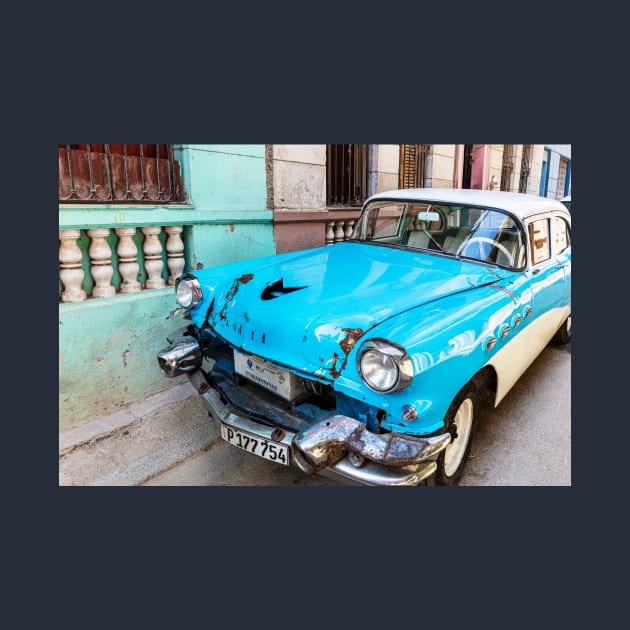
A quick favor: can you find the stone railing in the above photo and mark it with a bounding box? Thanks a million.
[325,219,356,244]
[59,225,185,303]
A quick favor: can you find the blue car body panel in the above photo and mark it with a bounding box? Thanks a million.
[185,241,566,434]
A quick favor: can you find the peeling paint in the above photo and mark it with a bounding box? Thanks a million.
[218,273,254,322]
[330,328,366,379]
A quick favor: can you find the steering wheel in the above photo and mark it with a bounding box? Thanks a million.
[457,236,513,264]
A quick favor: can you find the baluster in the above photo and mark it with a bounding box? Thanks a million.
[87,229,116,298]
[326,221,335,245]
[115,227,141,293]
[59,230,87,302]
[344,220,355,241]
[334,220,345,243]
[165,225,185,285]
[142,226,166,289]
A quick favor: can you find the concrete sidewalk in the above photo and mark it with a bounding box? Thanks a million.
[59,382,213,486]
[58,380,345,486]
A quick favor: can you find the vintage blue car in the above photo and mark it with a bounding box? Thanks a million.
[158,188,571,485]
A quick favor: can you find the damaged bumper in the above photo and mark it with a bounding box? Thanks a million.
[157,335,450,486]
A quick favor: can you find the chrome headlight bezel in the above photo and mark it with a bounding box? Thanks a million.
[357,338,413,393]
[175,273,202,309]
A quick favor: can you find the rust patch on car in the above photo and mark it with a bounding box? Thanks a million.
[340,327,365,356]
[218,274,255,322]
[330,352,342,379]
[330,327,366,378]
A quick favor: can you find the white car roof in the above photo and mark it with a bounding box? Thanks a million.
[366,188,569,221]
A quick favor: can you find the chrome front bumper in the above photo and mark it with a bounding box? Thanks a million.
[158,336,450,486]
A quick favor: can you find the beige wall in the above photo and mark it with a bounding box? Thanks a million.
[488,145,504,190]
[428,144,457,188]
[271,145,326,212]
[375,144,400,192]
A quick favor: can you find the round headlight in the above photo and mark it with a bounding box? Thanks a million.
[175,274,202,309]
[357,339,413,393]
[360,349,399,391]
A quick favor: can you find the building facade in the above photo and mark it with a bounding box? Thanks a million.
[539,144,572,199]
[269,144,552,252]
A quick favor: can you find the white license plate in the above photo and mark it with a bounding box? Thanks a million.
[220,424,290,466]
[234,350,305,402]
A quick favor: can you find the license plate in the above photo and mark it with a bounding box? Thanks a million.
[234,350,305,402]
[220,424,290,466]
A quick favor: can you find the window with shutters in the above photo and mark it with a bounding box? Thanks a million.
[326,144,367,206]
[59,144,186,203]
[398,144,430,188]
[557,159,569,199]
[519,145,532,193]
[500,145,515,191]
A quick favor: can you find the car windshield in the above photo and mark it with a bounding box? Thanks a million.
[354,200,526,270]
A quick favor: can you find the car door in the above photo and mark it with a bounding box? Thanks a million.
[550,213,571,298]
[524,212,569,336]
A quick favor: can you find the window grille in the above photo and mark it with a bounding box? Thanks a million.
[59,144,186,203]
[326,144,367,206]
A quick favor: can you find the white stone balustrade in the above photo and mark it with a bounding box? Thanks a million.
[141,226,166,289]
[326,219,356,245]
[59,230,87,302]
[165,226,185,285]
[59,225,186,301]
[87,228,116,298]
[115,227,141,293]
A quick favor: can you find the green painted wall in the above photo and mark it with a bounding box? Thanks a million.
[59,145,275,431]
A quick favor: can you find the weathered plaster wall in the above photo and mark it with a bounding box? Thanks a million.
[59,145,275,430]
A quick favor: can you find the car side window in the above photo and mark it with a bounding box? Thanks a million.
[369,204,405,239]
[528,218,551,265]
[551,216,571,255]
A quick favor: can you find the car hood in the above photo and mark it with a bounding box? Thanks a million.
[196,242,510,379]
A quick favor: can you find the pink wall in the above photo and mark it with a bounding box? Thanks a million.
[471,144,489,189]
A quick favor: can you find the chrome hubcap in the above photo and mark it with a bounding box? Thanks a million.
[444,397,473,477]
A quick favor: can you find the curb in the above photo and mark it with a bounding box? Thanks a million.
[59,381,197,457]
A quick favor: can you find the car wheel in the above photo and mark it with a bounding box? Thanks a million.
[434,382,478,486]
[553,314,571,344]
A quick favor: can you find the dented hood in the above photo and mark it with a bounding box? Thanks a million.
[195,243,509,379]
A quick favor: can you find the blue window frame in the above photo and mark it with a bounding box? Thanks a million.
[539,149,550,196]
